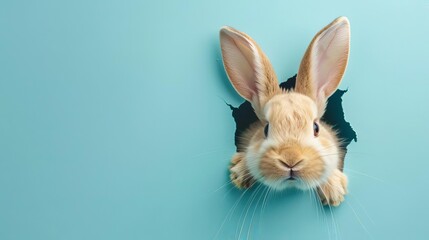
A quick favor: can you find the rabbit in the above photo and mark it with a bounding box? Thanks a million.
[220,17,350,206]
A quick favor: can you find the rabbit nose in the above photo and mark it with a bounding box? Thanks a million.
[278,159,304,169]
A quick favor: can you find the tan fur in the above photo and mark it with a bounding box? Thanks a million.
[260,142,324,181]
[222,17,350,206]
[229,152,255,189]
[256,48,281,113]
[319,121,346,170]
[267,93,315,140]
[237,121,264,152]
[318,169,348,206]
[243,93,342,182]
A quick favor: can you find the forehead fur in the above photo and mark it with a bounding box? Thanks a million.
[264,92,317,139]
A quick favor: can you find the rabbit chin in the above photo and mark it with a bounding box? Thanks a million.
[261,177,324,191]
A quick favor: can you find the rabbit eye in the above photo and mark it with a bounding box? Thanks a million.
[313,122,319,137]
[264,124,269,138]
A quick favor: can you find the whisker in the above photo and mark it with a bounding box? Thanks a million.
[259,186,271,228]
[247,185,267,240]
[343,168,385,183]
[347,193,375,225]
[210,171,256,194]
[345,200,374,239]
[309,178,332,240]
[212,180,258,240]
[237,184,263,240]
[317,183,340,240]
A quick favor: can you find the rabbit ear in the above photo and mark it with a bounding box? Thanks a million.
[295,17,350,115]
[220,26,280,117]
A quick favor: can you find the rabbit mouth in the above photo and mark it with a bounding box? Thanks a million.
[276,176,318,190]
[280,176,300,185]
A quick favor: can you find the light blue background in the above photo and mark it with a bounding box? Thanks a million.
[1,0,429,239]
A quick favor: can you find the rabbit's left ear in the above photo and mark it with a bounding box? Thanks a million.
[295,17,350,115]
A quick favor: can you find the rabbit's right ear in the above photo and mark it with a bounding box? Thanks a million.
[220,26,280,117]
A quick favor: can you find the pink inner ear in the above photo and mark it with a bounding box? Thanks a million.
[220,29,258,101]
[312,20,350,100]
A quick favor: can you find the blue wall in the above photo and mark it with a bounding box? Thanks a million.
[1,0,429,239]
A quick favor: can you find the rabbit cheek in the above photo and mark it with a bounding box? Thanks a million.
[298,155,325,185]
[317,137,341,182]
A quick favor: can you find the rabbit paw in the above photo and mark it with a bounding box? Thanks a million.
[317,169,348,206]
[229,153,255,189]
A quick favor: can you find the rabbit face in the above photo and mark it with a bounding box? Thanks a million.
[246,93,341,190]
